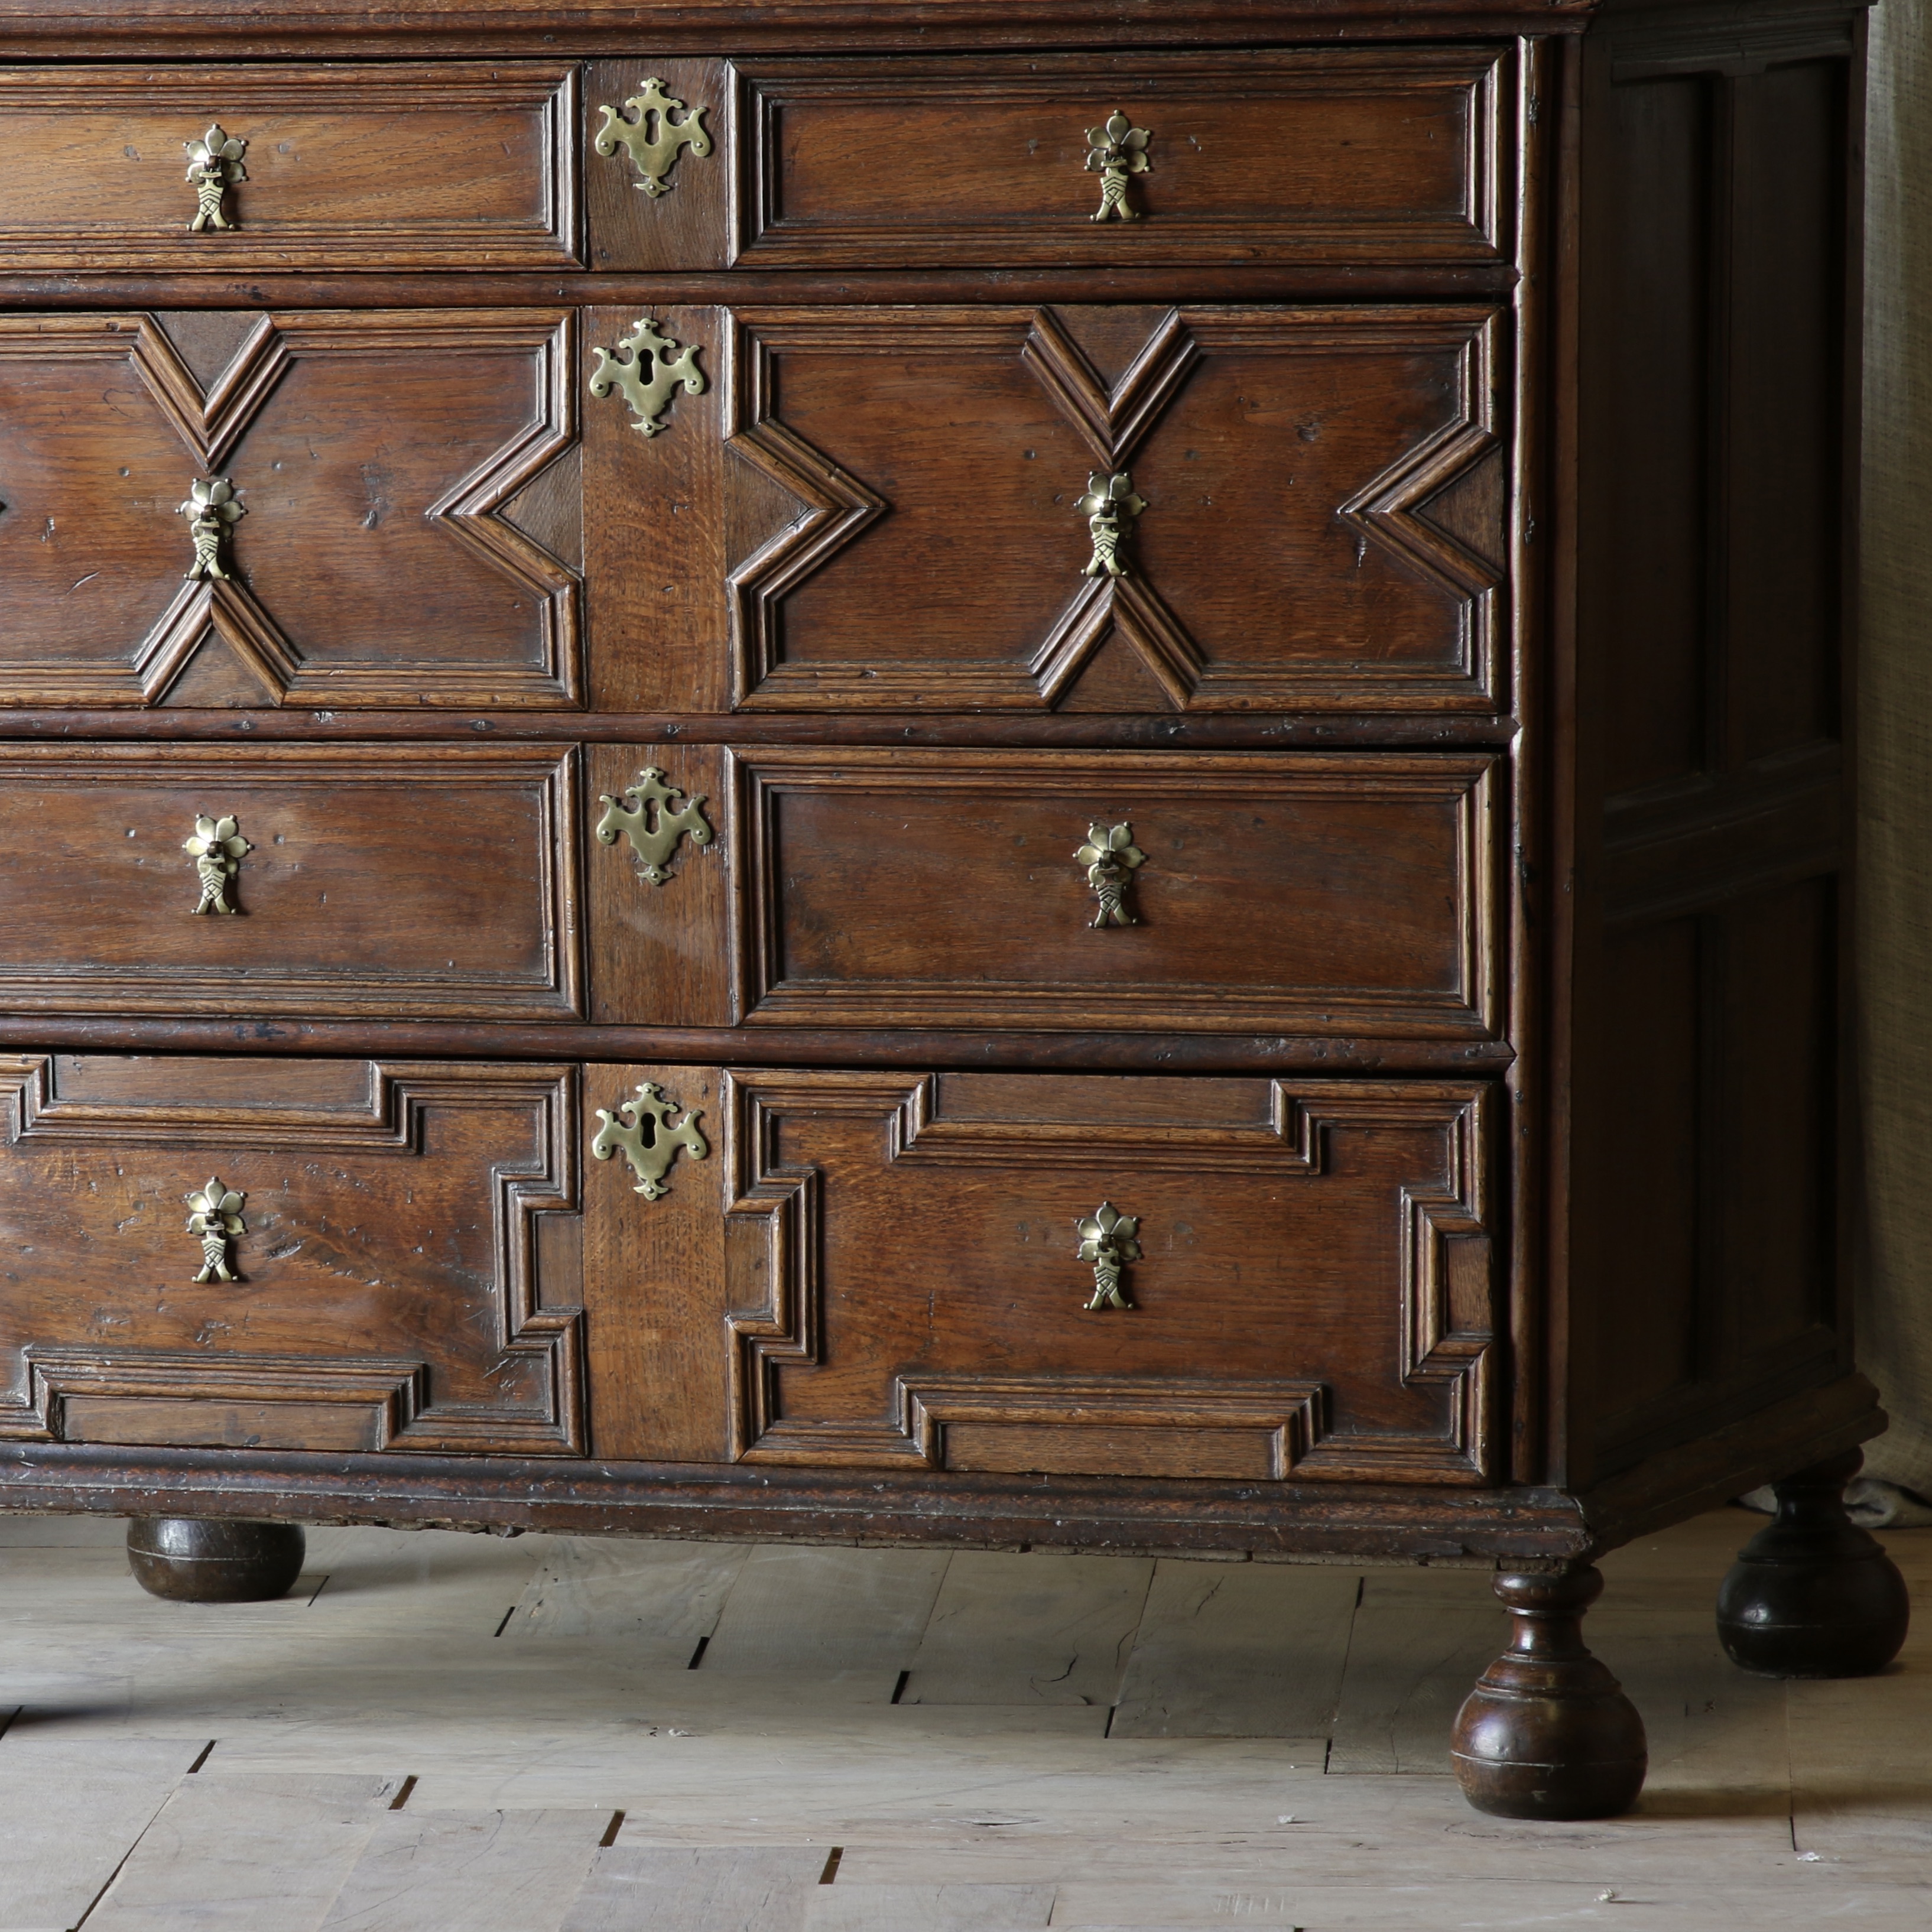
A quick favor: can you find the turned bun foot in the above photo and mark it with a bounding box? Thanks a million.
[126,1517,306,1603]
[1717,1450,1910,1678]
[1452,1566,1648,1820]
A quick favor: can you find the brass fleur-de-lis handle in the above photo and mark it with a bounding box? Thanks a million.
[184,124,247,231]
[186,1177,246,1283]
[1074,821,1145,928]
[1076,470,1146,579]
[1077,1200,1141,1310]
[183,813,251,915]
[1084,111,1150,222]
[594,79,712,197]
[178,476,244,581]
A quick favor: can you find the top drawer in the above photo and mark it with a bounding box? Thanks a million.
[0,64,580,271]
[715,49,1509,270]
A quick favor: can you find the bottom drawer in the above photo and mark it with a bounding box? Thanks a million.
[596,1064,1501,1485]
[0,1054,585,1456]
[0,1054,1498,1485]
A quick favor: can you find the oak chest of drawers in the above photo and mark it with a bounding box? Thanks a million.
[0,0,1899,1819]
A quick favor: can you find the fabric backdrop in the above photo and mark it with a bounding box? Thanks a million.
[1858,0,1932,1499]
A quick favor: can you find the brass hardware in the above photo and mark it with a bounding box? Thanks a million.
[589,317,706,437]
[1077,1201,1141,1310]
[1084,111,1150,222]
[183,813,251,916]
[178,476,244,582]
[184,124,247,231]
[593,1082,709,1200]
[1075,820,1145,928]
[596,766,715,884]
[186,1177,246,1283]
[594,79,713,197]
[1077,470,1146,579]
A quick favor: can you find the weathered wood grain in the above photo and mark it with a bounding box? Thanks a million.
[87,1772,402,1931]
[505,1538,751,1656]
[698,1546,953,1673]
[801,1884,1054,1930]
[899,1552,1152,1707]
[1326,1570,1500,1775]
[563,1846,826,1932]
[317,1810,610,1932]
[0,1737,209,1930]
[1111,1560,1359,1739]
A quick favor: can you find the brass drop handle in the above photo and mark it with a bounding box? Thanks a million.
[180,476,244,581]
[1077,1201,1141,1310]
[186,1178,246,1282]
[183,813,251,915]
[184,125,246,231]
[1074,820,1145,927]
[1076,470,1145,579]
[1084,111,1151,222]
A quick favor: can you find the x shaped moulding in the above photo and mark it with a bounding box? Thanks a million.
[720,306,1503,710]
[116,313,577,706]
[1020,306,1204,707]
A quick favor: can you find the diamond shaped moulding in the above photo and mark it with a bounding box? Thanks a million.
[0,310,582,708]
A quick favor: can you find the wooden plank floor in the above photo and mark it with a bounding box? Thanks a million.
[0,1508,1925,1929]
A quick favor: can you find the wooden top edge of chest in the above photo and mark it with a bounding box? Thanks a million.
[0,0,1873,71]
[0,0,1652,59]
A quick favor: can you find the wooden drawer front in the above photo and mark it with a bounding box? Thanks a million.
[0,745,579,1020]
[725,51,1506,268]
[691,747,1496,1037]
[0,66,578,270]
[589,305,1506,716]
[590,1066,1495,1483]
[0,311,579,709]
[0,1056,584,1455]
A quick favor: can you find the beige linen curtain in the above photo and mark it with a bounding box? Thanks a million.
[1859,0,1932,1501]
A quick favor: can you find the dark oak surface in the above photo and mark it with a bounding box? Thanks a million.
[0,744,580,1018]
[0,311,579,709]
[0,66,579,271]
[0,0,1886,1824]
[0,1055,585,1454]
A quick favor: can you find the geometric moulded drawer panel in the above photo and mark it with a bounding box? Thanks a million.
[0,66,580,271]
[584,743,1498,1038]
[0,311,580,707]
[727,49,1507,269]
[0,743,580,1021]
[0,1057,585,1454]
[589,304,1508,716]
[584,1064,1497,1483]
